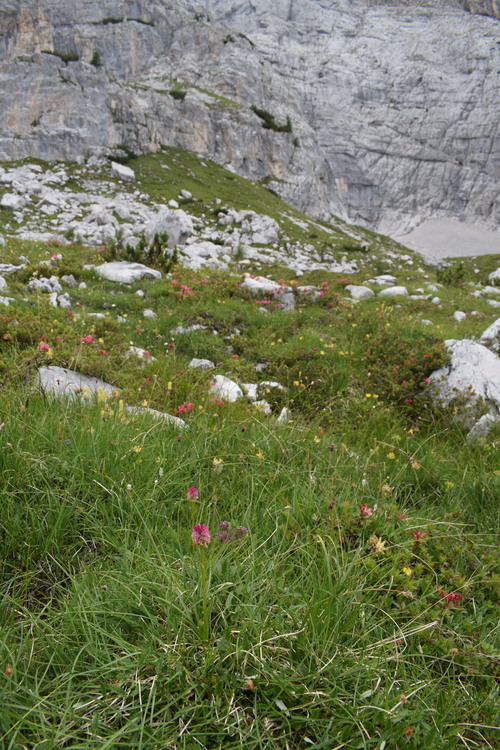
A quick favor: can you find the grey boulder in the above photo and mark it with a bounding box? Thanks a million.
[94,262,162,284]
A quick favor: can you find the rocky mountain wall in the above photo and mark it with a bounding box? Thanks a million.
[0,0,498,233]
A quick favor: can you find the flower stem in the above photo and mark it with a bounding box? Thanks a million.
[200,546,208,643]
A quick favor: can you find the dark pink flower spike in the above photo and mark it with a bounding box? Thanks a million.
[187,486,199,501]
[192,524,211,547]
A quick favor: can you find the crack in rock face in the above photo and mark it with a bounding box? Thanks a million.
[0,0,498,235]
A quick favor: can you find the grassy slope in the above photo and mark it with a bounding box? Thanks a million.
[0,151,499,749]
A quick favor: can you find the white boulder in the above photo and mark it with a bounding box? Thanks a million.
[429,339,500,426]
[378,286,409,298]
[345,284,375,301]
[94,262,162,284]
[210,375,243,402]
[37,366,119,400]
[111,161,135,181]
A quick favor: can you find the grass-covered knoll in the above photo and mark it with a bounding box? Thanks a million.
[0,158,499,748]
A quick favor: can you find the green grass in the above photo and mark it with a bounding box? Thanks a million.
[0,153,499,748]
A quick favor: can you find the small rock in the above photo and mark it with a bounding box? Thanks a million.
[111,161,135,181]
[179,189,192,200]
[94,262,162,284]
[28,276,62,294]
[143,309,157,319]
[378,286,409,298]
[210,374,243,402]
[254,399,272,415]
[61,274,78,288]
[57,293,72,309]
[125,405,187,429]
[345,284,375,300]
[136,290,145,298]
[488,268,500,286]
[453,311,466,322]
[189,358,215,370]
[431,297,441,305]
[0,263,24,275]
[0,276,7,292]
[276,406,292,424]
[1,193,25,210]
[127,346,157,362]
[242,383,258,401]
[373,274,397,286]
[466,414,498,442]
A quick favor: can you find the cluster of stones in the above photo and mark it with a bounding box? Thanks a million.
[0,161,364,277]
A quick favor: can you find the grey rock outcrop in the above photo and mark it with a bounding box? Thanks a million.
[0,1,498,235]
[429,339,500,426]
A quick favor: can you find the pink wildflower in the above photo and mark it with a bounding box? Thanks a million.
[81,334,93,344]
[187,486,199,501]
[359,503,373,517]
[177,402,194,414]
[439,590,462,607]
[191,524,211,547]
[39,341,50,351]
[410,529,426,540]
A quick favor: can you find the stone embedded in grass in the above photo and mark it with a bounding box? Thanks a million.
[127,346,157,363]
[466,413,498,441]
[61,274,77,288]
[0,263,25,275]
[378,285,409,298]
[36,366,187,427]
[125,405,187,429]
[37,366,119,401]
[111,161,135,181]
[0,276,7,292]
[453,311,466,322]
[210,375,244,402]
[240,274,282,294]
[276,406,292,424]
[345,284,375,300]
[57,293,72,309]
[429,339,500,427]
[94,262,162,284]
[28,276,62,294]
[254,399,272,415]
[189,358,215,370]
[372,275,397,286]
[488,268,500,286]
[0,296,15,306]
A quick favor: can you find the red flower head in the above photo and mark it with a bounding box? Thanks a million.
[186,486,199,501]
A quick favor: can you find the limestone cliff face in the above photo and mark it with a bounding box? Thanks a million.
[0,0,498,233]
